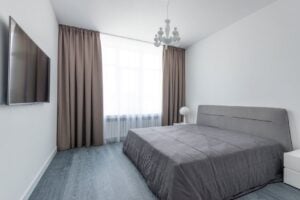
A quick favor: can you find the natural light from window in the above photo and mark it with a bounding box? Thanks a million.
[101,34,163,116]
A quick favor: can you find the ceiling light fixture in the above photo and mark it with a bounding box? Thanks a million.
[154,0,180,47]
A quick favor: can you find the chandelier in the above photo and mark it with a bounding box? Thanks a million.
[154,0,180,47]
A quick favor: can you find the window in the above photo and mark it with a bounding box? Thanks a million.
[101,34,163,142]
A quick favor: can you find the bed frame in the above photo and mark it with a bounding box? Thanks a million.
[197,105,293,151]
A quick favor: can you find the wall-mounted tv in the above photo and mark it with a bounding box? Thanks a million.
[7,17,50,105]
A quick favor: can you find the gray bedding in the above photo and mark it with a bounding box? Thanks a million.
[123,106,292,200]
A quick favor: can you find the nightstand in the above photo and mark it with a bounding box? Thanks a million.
[284,149,300,189]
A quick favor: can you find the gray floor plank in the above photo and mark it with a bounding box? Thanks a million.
[29,143,300,200]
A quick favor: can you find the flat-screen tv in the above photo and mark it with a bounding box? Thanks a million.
[7,17,50,105]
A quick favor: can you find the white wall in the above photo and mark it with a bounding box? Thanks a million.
[186,0,300,149]
[0,0,58,199]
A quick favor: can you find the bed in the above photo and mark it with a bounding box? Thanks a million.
[123,105,293,200]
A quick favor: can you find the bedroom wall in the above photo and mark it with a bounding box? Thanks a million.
[186,0,300,149]
[0,0,58,199]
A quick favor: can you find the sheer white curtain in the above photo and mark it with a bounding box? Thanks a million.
[101,34,163,143]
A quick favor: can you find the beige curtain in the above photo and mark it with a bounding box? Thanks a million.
[57,25,103,150]
[162,46,185,126]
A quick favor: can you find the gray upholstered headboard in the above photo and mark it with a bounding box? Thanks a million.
[196,105,293,151]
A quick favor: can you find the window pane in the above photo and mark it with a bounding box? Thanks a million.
[103,67,118,115]
[102,47,117,66]
[120,50,139,68]
[101,34,162,116]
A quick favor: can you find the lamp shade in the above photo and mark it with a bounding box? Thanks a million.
[179,106,190,116]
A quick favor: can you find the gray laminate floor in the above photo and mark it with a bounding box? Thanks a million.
[30,143,300,200]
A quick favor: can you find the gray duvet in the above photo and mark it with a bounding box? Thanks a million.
[123,124,284,200]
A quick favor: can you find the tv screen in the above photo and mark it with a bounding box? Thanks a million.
[7,17,50,105]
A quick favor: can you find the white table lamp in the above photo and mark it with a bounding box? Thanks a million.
[179,106,190,123]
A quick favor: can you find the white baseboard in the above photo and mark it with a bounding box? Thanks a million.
[20,148,57,200]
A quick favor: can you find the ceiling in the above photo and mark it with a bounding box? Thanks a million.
[51,0,277,48]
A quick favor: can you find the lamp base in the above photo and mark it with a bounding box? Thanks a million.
[183,116,187,124]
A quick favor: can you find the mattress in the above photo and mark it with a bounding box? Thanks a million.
[123,124,284,200]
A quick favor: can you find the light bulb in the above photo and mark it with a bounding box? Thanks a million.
[158,27,163,36]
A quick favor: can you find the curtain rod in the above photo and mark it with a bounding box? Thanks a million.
[60,25,183,49]
[100,32,153,45]
[100,32,184,49]
[59,24,153,45]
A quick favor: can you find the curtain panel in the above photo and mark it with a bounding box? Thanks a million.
[162,46,185,126]
[57,25,104,150]
[101,35,163,143]
[104,114,161,143]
